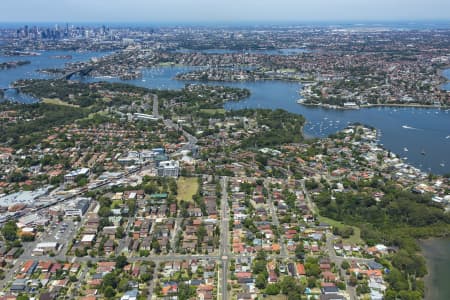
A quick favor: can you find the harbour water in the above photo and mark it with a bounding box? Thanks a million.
[0,50,108,103]
[420,239,450,300]
[85,65,450,175]
[0,48,449,298]
[1,51,449,174]
[443,68,450,91]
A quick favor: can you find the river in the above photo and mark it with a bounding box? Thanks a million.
[1,51,449,174]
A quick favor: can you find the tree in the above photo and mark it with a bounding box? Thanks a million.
[337,281,346,290]
[75,175,88,186]
[177,282,196,300]
[140,272,152,282]
[349,274,358,286]
[305,262,320,277]
[115,254,128,269]
[253,260,267,274]
[255,273,267,289]
[118,278,129,292]
[151,238,161,253]
[295,243,305,260]
[256,250,267,261]
[265,283,280,295]
[307,276,317,288]
[385,268,409,291]
[21,234,35,242]
[341,260,350,270]
[392,250,427,277]
[115,226,125,239]
[98,206,112,218]
[356,282,370,295]
[102,272,118,289]
[1,220,18,242]
[104,286,116,298]
[280,276,297,294]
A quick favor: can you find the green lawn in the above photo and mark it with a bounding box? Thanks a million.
[200,108,226,114]
[265,295,287,300]
[42,98,79,107]
[318,215,363,245]
[176,177,199,202]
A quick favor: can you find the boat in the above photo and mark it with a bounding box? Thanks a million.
[440,163,445,167]
[403,147,408,152]
[421,150,426,155]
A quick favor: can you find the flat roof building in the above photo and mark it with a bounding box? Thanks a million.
[157,160,180,178]
[64,197,91,217]
[64,168,90,183]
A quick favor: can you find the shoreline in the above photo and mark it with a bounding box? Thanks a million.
[298,101,448,110]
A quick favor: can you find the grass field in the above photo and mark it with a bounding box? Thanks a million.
[265,295,287,300]
[200,108,226,114]
[176,177,199,202]
[318,215,363,245]
[42,98,79,107]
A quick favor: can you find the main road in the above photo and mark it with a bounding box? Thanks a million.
[219,177,230,300]
[264,179,288,258]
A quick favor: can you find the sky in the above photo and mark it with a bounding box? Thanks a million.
[1,0,450,24]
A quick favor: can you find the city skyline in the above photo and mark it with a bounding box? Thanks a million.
[1,0,450,23]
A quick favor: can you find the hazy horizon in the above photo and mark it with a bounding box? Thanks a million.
[1,0,450,23]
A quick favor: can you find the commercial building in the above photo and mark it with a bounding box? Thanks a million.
[64,197,91,217]
[64,168,90,183]
[157,160,180,177]
[33,242,59,256]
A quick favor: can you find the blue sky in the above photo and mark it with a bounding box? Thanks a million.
[1,0,449,23]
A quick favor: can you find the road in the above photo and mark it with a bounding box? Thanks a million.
[147,261,159,300]
[117,216,135,254]
[170,217,182,252]
[302,179,371,300]
[219,177,230,300]
[162,117,198,157]
[151,94,159,118]
[264,179,288,258]
[325,233,371,300]
[299,179,318,214]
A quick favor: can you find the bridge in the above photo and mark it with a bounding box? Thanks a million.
[0,67,95,93]
[60,66,94,80]
[1,85,27,92]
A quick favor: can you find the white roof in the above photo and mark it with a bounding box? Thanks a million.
[81,234,96,242]
[375,244,388,251]
[36,242,58,248]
